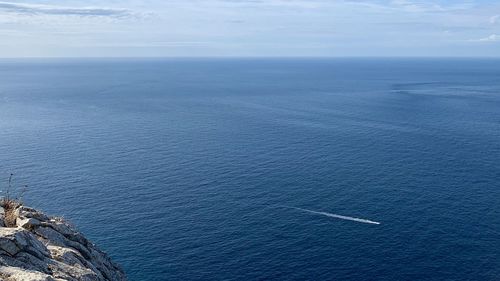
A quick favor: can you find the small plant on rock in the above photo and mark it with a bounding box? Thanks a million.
[0,173,28,227]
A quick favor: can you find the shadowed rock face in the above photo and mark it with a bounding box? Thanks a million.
[0,206,127,281]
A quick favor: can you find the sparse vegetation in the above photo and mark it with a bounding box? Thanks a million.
[0,173,28,227]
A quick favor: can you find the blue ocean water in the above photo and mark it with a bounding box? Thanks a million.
[0,58,499,280]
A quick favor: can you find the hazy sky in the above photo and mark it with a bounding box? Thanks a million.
[1,0,499,57]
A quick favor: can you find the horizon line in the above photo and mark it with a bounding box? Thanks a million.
[2,55,500,60]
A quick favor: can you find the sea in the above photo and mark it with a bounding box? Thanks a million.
[0,58,499,280]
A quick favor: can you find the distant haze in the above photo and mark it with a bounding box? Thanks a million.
[1,0,500,57]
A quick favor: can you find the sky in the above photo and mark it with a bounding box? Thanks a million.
[0,0,499,57]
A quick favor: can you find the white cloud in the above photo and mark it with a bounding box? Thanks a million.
[476,34,500,42]
[389,0,473,13]
[0,1,132,18]
[490,15,500,24]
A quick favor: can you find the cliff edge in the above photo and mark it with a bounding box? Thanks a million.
[0,205,127,281]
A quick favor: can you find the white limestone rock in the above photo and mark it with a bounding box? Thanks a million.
[0,206,127,281]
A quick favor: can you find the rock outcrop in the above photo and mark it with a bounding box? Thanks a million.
[0,206,127,281]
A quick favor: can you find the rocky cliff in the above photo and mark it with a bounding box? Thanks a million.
[0,205,127,281]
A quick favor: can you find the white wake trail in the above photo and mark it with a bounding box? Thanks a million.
[286,207,380,225]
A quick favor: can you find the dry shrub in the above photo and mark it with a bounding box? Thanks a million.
[1,173,26,227]
[1,198,20,227]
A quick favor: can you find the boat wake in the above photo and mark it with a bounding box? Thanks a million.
[284,206,380,225]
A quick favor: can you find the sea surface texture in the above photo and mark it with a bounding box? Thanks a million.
[0,59,499,280]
